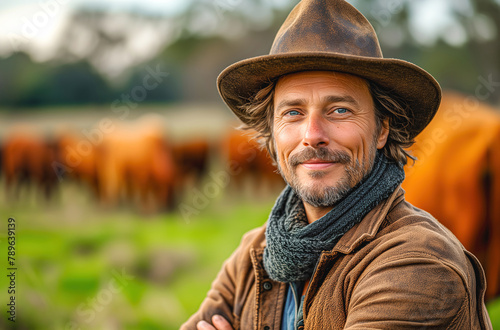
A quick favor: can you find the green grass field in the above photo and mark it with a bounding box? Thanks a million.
[0,182,499,329]
[0,182,272,329]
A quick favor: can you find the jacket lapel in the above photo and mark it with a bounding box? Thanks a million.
[333,186,405,254]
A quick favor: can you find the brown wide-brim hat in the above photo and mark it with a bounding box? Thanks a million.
[217,0,441,139]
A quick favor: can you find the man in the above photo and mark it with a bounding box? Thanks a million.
[182,0,493,329]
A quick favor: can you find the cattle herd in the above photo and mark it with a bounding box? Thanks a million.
[1,92,499,301]
[1,116,284,213]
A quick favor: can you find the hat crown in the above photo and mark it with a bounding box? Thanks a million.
[270,0,383,58]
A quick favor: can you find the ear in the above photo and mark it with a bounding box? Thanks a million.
[376,118,390,149]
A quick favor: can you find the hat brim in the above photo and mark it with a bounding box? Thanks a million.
[217,52,441,140]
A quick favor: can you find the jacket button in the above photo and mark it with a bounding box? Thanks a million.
[262,281,273,291]
[263,327,270,330]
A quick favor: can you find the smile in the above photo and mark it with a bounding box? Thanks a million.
[300,159,337,170]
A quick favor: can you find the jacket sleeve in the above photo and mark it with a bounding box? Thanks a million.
[344,252,472,329]
[180,226,262,330]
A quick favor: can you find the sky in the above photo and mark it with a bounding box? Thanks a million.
[0,0,192,15]
[0,0,196,77]
[0,0,193,55]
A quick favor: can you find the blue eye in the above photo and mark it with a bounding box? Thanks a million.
[287,110,301,116]
[334,108,348,114]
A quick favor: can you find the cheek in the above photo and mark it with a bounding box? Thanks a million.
[334,122,373,157]
[334,123,361,142]
[273,122,299,164]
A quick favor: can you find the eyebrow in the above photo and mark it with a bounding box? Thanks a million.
[323,95,359,107]
[276,98,307,112]
[275,95,360,113]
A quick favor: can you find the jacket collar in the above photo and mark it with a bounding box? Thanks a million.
[331,186,405,254]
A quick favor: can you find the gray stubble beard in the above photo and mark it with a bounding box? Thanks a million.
[276,144,377,208]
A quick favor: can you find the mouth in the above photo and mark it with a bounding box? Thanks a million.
[300,158,337,170]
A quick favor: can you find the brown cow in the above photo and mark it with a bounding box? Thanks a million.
[2,131,58,201]
[172,138,211,188]
[222,128,284,196]
[403,91,500,301]
[98,116,177,213]
[55,131,101,199]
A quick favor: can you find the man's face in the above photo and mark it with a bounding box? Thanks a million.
[273,71,389,208]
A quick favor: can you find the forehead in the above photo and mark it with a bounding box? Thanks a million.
[275,71,370,96]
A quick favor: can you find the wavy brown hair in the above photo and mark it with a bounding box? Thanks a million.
[238,78,416,166]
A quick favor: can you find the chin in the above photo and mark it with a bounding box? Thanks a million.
[295,182,352,208]
[301,169,344,184]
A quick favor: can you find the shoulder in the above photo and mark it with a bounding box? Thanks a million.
[367,198,477,287]
[226,224,267,266]
[384,199,467,260]
[239,224,267,252]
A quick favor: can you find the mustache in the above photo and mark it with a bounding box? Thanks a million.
[288,147,351,167]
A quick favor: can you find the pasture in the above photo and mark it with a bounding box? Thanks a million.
[0,178,275,329]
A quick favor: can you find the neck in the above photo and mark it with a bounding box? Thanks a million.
[303,202,333,224]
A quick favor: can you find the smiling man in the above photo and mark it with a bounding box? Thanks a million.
[182,0,492,329]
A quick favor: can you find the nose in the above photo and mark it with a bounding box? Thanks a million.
[302,114,330,148]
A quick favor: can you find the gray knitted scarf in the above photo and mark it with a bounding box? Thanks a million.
[263,152,405,283]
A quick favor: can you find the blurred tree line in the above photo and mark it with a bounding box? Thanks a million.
[0,0,498,110]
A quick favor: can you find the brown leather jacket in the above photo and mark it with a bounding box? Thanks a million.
[182,188,492,329]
